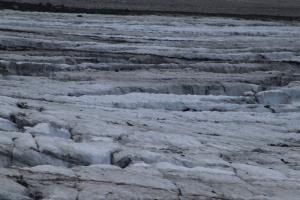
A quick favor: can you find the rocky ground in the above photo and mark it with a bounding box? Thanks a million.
[2,0,300,18]
[0,10,300,200]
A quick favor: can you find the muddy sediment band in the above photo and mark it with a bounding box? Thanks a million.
[1,0,300,20]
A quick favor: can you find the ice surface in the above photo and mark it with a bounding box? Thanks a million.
[0,10,299,199]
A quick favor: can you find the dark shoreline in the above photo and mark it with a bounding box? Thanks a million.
[1,0,300,21]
